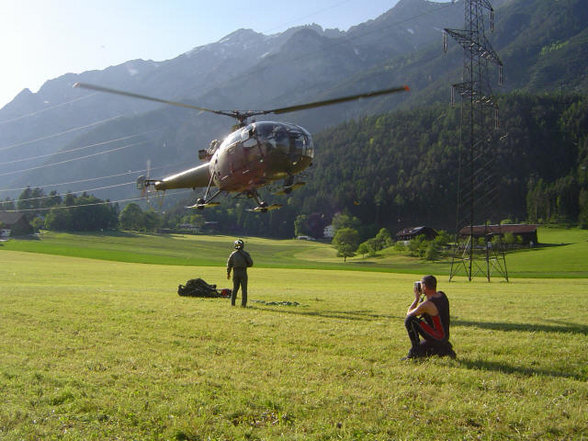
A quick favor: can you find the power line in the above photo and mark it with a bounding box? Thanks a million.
[0,140,148,178]
[0,161,188,195]
[0,132,154,166]
[0,114,126,153]
[0,93,98,125]
[0,169,144,194]
[4,181,135,205]
[2,189,194,213]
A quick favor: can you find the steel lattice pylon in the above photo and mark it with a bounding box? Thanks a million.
[444,0,508,282]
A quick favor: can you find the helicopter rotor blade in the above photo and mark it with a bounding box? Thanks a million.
[74,82,409,124]
[73,82,236,118]
[260,85,410,116]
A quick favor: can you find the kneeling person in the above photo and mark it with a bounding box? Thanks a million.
[404,275,456,359]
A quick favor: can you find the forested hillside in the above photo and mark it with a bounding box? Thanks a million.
[302,93,587,229]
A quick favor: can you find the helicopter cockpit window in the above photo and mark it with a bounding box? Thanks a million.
[254,122,274,138]
[239,125,257,149]
[251,122,313,158]
[273,128,289,150]
[222,131,240,148]
[242,137,257,149]
[294,130,313,158]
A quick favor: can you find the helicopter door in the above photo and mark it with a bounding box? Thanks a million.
[288,131,310,164]
[242,125,257,150]
[228,127,258,174]
[288,135,296,159]
[240,127,262,171]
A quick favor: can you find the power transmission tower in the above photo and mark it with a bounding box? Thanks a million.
[444,0,508,282]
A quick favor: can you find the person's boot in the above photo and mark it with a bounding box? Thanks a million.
[445,342,457,359]
[401,347,420,361]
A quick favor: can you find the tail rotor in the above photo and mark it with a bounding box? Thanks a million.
[136,159,152,199]
[137,159,164,208]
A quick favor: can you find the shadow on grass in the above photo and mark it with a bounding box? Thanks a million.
[503,242,572,254]
[454,319,588,336]
[527,242,571,249]
[458,357,586,381]
[250,304,401,322]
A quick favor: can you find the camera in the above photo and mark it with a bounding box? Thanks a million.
[414,281,422,292]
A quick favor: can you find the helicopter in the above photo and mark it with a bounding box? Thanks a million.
[74,82,409,212]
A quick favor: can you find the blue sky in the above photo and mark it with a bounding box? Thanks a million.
[0,0,412,109]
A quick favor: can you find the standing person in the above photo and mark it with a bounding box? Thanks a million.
[403,275,456,359]
[227,239,253,307]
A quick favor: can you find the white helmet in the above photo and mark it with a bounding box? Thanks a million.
[234,239,244,249]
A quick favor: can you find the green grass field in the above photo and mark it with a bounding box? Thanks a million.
[3,226,588,277]
[0,229,587,440]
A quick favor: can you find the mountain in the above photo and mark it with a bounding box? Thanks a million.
[0,0,586,212]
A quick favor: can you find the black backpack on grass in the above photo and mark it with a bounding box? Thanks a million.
[178,278,220,297]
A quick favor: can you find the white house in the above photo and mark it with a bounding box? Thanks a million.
[323,224,335,239]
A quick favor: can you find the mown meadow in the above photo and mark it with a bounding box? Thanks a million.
[3,226,588,277]
[0,228,586,440]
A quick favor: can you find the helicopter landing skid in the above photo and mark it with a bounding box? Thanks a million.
[244,190,282,213]
[274,181,306,195]
[248,203,283,213]
[187,188,223,210]
[186,201,221,209]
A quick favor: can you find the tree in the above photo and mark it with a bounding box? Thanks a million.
[407,235,426,257]
[45,191,63,208]
[294,214,309,237]
[424,242,441,261]
[579,188,588,228]
[31,217,45,232]
[119,203,145,231]
[181,213,205,230]
[10,218,33,236]
[332,227,360,262]
[41,192,118,232]
[394,241,406,252]
[143,209,162,232]
[15,187,45,220]
[1,198,15,211]
[294,213,327,238]
[44,207,72,231]
[17,187,34,211]
[374,228,393,250]
[331,213,361,232]
[357,242,371,258]
[358,238,378,258]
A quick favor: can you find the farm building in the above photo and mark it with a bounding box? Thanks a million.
[458,224,538,245]
[395,226,438,241]
[0,212,32,238]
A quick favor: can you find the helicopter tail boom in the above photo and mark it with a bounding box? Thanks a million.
[137,163,211,191]
[157,162,211,190]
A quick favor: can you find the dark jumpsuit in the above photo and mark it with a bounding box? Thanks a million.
[404,291,455,357]
[227,249,253,306]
